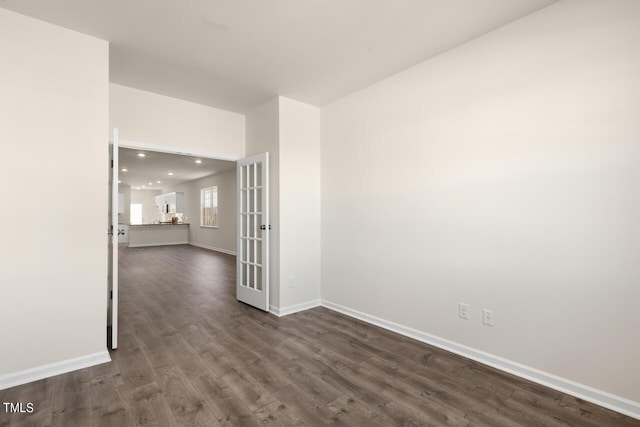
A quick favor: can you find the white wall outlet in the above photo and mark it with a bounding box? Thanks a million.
[482,309,494,326]
[288,277,294,288]
[458,303,469,320]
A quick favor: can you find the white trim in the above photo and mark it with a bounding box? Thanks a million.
[110,128,119,350]
[269,305,281,315]
[189,242,237,256]
[127,242,189,248]
[119,138,241,162]
[0,351,111,391]
[321,300,640,421]
[270,299,322,317]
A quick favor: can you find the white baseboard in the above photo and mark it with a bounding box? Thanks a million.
[321,300,640,421]
[128,242,189,248]
[189,242,237,256]
[270,299,322,317]
[0,351,111,391]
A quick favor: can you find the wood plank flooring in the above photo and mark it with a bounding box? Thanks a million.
[1,244,638,426]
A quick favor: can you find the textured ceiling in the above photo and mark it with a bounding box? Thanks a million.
[1,0,558,113]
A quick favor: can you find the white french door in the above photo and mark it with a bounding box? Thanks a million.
[237,153,269,311]
[108,128,119,349]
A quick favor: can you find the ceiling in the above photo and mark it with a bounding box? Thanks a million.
[119,148,235,190]
[1,0,558,113]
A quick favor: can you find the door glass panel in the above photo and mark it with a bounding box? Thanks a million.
[249,265,255,289]
[241,263,247,286]
[256,237,262,263]
[255,188,262,213]
[256,163,262,187]
[251,163,258,187]
[256,266,262,291]
[241,165,247,189]
[241,238,247,262]
[254,215,259,238]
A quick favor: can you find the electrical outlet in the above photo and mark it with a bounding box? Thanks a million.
[482,309,494,326]
[288,278,294,288]
[458,303,469,320]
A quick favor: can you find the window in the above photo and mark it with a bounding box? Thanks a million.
[201,186,218,227]
[130,204,143,225]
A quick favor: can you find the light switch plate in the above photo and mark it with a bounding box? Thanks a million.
[459,303,470,320]
[483,309,494,326]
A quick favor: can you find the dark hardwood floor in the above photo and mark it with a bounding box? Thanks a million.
[2,244,638,426]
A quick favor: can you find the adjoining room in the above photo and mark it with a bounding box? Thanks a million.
[116,148,236,253]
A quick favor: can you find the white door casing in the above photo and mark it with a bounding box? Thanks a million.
[109,128,119,349]
[237,153,269,311]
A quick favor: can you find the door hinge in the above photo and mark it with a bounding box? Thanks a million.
[110,291,113,300]
[111,159,114,168]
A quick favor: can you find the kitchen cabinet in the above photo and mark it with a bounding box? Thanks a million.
[154,194,165,211]
[155,194,165,212]
[171,192,184,213]
[155,192,184,214]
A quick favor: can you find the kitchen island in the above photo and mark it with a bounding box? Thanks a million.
[128,223,189,247]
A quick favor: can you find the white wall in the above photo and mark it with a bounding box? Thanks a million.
[130,189,161,224]
[0,9,109,378]
[246,98,281,309]
[321,0,640,405]
[110,83,245,160]
[245,96,322,312]
[279,98,321,309]
[162,168,237,253]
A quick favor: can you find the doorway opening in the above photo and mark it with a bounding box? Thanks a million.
[108,137,244,350]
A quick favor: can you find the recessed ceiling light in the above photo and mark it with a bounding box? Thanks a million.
[142,185,146,188]
[195,159,202,164]
[137,153,146,157]
[148,182,153,185]
[156,180,161,184]
[121,168,127,172]
[168,172,174,176]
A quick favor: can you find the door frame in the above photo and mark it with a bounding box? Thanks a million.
[118,139,241,162]
[108,129,119,349]
[107,138,243,349]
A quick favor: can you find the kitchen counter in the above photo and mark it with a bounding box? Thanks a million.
[128,223,189,247]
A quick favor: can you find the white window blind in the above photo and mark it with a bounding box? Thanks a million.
[201,186,218,227]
